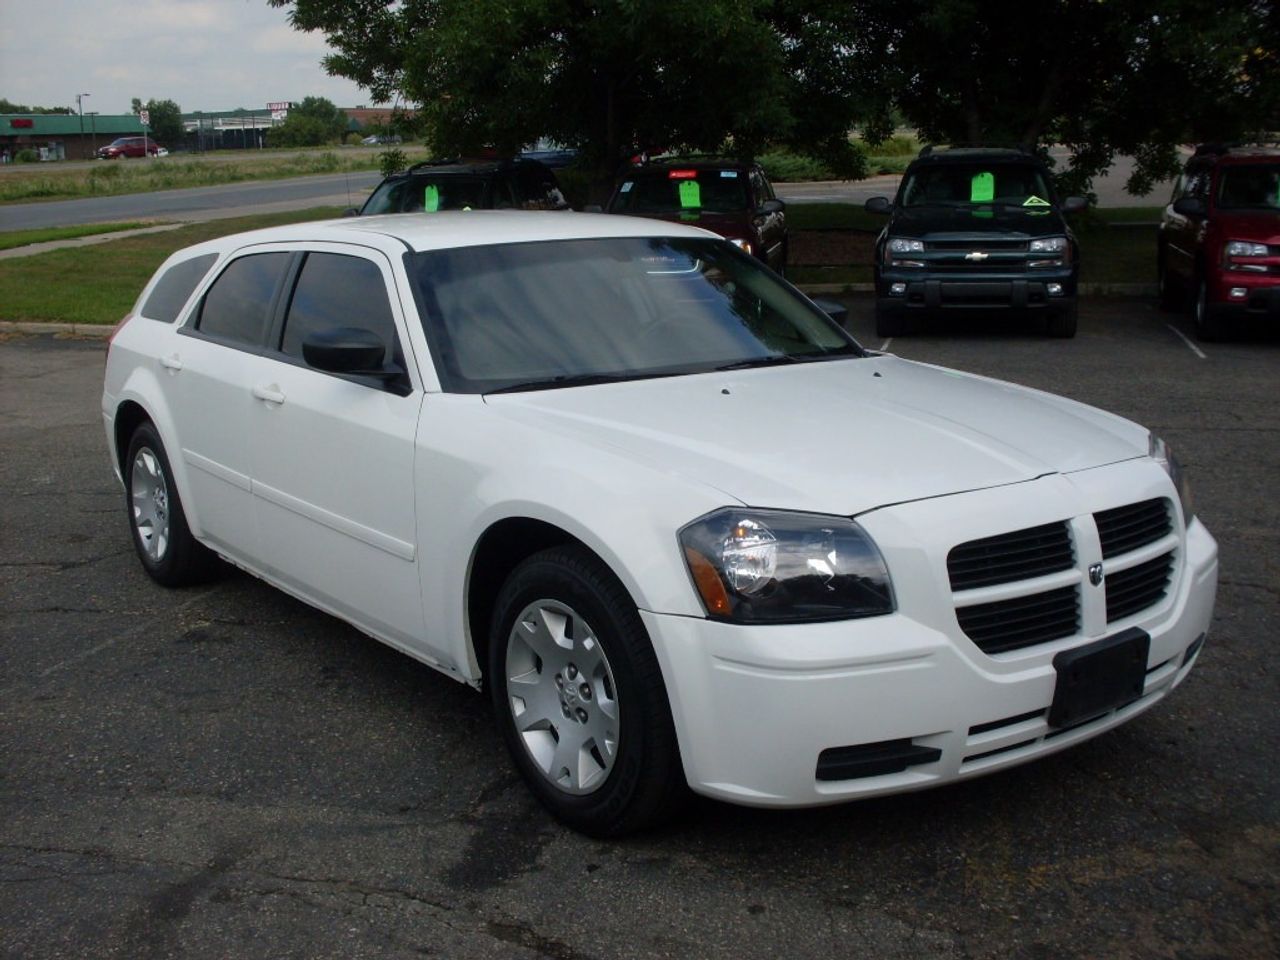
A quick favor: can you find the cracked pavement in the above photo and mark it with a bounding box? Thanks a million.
[0,304,1276,959]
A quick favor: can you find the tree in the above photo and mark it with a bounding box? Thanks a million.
[269,95,348,147]
[143,99,184,146]
[0,98,73,114]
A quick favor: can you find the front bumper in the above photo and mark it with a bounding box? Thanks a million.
[876,270,1076,317]
[646,463,1218,807]
[1208,274,1280,320]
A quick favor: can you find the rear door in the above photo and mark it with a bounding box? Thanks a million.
[244,245,427,651]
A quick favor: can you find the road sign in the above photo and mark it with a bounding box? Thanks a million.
[267,101,291,111]
[139,109,150,126]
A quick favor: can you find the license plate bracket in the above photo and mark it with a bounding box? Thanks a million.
[1049,628,1150,729]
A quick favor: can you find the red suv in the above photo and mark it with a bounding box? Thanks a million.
[605,158,788,273]
[1158,144,1280,339]
[96,136,162,159]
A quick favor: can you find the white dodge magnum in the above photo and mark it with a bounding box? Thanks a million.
[103,212,1218,835]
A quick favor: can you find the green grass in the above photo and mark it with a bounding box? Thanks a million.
[0,206,344,324]
[0,147,431,203]
[0,221,154,251]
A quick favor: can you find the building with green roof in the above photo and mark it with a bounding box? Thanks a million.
[1,114,147,161]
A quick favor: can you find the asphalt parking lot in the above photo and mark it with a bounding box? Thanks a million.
[1,300,1276,960]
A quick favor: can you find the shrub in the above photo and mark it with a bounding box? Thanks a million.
[15,149,38,163]
[379,148,407,178]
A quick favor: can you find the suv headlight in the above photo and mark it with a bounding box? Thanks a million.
[1225,240,1267,257]
[1149,434,1194,524]
[679,508,895,623]
[888,238,925,254]
[1029,237,1068,253]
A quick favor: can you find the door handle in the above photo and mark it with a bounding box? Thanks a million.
[159,354,183,371]
[252,384,286,405]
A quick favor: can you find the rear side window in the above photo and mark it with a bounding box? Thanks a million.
[139,254,218,324]
[196,252,291,348]
[280,252,399,364]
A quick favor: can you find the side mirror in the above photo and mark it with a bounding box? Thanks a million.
[811,297,849,327]
[1172,196,1206,217]
[302,326,387,374]
[1060,195,1089,215]
[864,196,892,214]
[582,203,603,213]
[342,207,361,218]
[758,198,785,215]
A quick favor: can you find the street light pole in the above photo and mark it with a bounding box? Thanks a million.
[77,93,89,159]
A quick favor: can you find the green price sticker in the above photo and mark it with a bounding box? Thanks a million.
[424,184,440,212]
[970,171,994,202]
[678,179,701,209]
[1023,195,1050,207]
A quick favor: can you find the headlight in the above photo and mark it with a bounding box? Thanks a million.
[727,238,754,255]
[679,508,895,623]
[1029,236,1068,253]
[1225,240,1267,257]
[1149,435,1194,524]
[888,238,925,254]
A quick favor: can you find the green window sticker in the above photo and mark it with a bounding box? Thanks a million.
[970,171,994,202]
[1023,195,1050,207]
[424,184,440,212]
[678,179,701,209]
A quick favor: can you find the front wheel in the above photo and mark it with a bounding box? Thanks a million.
[488,546,687,836]
[1156,252,1179,311]
[1047,302,1078,338]
[124,423,218,586]
[1193,276,1224,341]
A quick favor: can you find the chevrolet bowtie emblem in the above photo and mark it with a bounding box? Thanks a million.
[965,251,989,261]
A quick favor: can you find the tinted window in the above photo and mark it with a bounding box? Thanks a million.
[280,253,399,364]
[407,237,860,394]
[612,169,750,214]
[361,179,411,214]
[900,163,1052,207]
[514,165,567,209]
[196,252,290,348]
[139,253,218,324]
[1216,164,1280,211]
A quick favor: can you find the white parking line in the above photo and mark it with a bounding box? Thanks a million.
[1165,324,1208,359]
[879,338,893,352]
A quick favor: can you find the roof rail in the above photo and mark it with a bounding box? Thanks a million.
[917,142,1037,158]
[1192,140,1280,157]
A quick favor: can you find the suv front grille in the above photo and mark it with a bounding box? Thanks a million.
[927,239,1028,251]
[1095,498,1171,558]
[956,586,1079,654]
[947,521,1073,590]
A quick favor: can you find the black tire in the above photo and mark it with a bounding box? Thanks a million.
[1192,276,1224,342]
[1047,302,1078,338]
[875,303,905,338]
[488,545,687,836]
[124,422,218,587]
[1156,251,1179,311]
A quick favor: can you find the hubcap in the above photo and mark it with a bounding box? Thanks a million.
[130,447,170,562]
[505,600,620,795]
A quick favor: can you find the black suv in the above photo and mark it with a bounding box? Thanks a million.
[355,158,569,215]
[866,147,1088,337]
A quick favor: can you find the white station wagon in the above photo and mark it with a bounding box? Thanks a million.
[103,212,1219,835]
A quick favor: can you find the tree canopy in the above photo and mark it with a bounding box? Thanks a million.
[270,0,1278,196]
[268,96,349,147]
[0,99,73,114]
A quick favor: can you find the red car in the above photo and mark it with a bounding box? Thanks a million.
[1158,144,1280,340]
[605,159,788,274]
[96,136,162,159]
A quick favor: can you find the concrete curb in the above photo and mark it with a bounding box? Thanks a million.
[0,223,185,260]
[0,321,114,338]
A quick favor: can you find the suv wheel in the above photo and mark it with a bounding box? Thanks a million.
[1157,252,1179,311]
[488,545,687,836]
[1193,276,1224,342]
[1047,302,1078,338]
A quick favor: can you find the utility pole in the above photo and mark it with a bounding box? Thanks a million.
[76,93,89,159]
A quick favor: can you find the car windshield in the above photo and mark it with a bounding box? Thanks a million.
[900,163,1053,208]
[1216,164,1280,211]
[109,138,130,147]
[611,169,750,215]
[406,237,862,393]
[363,176,490,214]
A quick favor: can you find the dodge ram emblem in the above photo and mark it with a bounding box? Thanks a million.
[1089,563,1104,586]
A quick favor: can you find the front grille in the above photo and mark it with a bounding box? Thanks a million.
[928,239,1028,251]
[1106,552,1174,622]
[956,586,1079,654]
[948,521,1073,590]
[1095,499,1171,558]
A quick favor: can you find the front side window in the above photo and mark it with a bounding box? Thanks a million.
[612,169,750,215]
[140,253,218,324]
[279,252,400,366]
[900,163,1053,208]
[196,252,291,348]
[407,237,861,394]
[1216,164,1280,211]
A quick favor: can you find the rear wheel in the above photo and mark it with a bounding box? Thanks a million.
[488,545,687,836]
[124,423,218,586]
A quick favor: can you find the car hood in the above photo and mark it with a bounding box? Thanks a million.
[888,205,1068,239]
[482,355,1148,516]
[1209,209,1280,243]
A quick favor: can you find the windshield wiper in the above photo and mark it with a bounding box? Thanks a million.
[714,354,801,371]
[485,371,670,395]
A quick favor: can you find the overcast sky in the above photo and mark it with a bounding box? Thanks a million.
[0,0,376,114]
